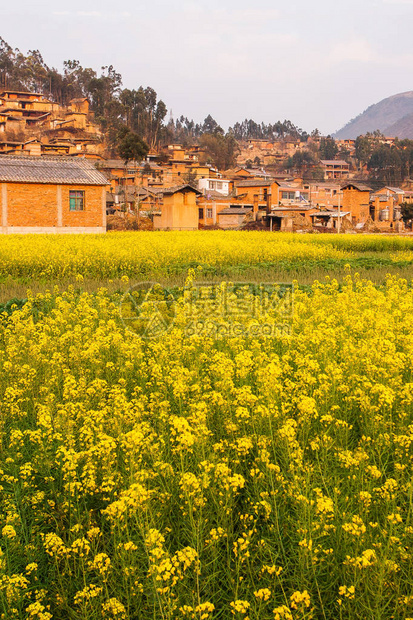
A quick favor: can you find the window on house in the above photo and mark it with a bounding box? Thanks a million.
[216,182,223,190]
[69,190,85,211]
[206,208,213,219]
[199,207,204,220]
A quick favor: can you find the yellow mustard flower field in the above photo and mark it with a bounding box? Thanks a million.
[1,231,413,286]
[1,232,413,619]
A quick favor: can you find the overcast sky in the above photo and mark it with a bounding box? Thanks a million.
[1,0,413,134]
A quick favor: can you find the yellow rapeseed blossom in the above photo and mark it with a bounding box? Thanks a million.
[102,598,126,618]
[2,525,17,539]
[273,605,293,620]
[74,584,103,604]
[254,588,271,601]
[290,590,311,610]
[25,602,52,620]
[90,553,111,577]
[230,599,250,614]
[0,235,413,618]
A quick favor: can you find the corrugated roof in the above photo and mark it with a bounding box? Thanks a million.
[370,195,389,202]
[381,186,405,193]
[271,206,313,212]
[236,179,276,187]
[202,190,234,200]
[218,207,252,215]
[97,159,136,168]
[310,210,350,217]
[279,183,307,190]
[0,156,108,185]
[320,160,349,166]
[341,182,372,192]
[244,168,271,177]
[309,181,341,188]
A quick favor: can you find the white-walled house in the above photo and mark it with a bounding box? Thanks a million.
[198,178,231,196]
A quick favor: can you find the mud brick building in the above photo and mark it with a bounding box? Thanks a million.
[234,179,280,212]
[320,160,350,181]
[341,182,372,225]
[153,184,202,230]
[0,157,108,234]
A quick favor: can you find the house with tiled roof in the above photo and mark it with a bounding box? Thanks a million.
[341,182,372,225]
[234,179,281,211]
[217,207,254,229]
[320,160,350,180]
[376,186,405,204]
[0,156,108,234]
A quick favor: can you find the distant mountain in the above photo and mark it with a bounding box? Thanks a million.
[334,91,413,139]
[383,112,413,140]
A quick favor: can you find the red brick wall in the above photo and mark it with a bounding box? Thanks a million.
[4,183,104,229]
[8,183,58,227]
[61,185,104,228]
[342,189,370,223]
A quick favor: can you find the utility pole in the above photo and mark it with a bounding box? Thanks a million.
[337,189,342,234]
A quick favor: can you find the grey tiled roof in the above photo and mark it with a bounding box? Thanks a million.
[371,194,390,202]
[244,168,271,177]
[320,160,349,166]
[382,186,404,193]
[162,184,202,195]
[0,156,108,185]
[97,159,130,168]
[202,190,234,200]
[236,179,275,187]
[341,182,372,192]
[218,207,252,215]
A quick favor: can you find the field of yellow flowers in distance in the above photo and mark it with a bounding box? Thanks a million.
[1,232,413,619]
[1,231,413,287]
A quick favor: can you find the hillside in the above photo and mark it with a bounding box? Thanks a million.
[382,111,413,139]
[335,91,413,139]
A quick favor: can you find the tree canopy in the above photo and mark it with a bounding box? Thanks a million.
[117,126,149,164]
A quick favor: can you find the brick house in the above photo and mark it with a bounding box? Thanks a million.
[320,160,350,180]
[0,157,108,234]
[376,186,405,205]
[217,207,253,229]
[341,182,372,225]
[234,179,281,211]
[307,181,342,208]
[198,191,233,227]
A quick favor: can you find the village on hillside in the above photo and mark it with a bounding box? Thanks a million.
[0,89,412,234]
